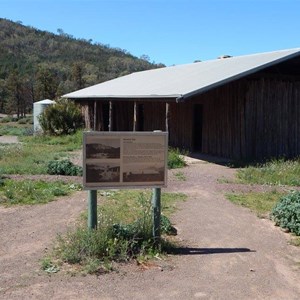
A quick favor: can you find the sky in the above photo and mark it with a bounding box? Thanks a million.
[1,0,300,66]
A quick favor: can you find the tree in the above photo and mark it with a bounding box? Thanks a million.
[5,70,25,117]
[35,67,59,100]
[72,62,85,90]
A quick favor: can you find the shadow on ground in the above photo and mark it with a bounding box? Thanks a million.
[169,247,255,255]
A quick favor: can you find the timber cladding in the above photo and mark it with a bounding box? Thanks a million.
[76,76,300,161]
[195,77,300,160]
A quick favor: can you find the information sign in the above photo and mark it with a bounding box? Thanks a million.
[83,131,168,189]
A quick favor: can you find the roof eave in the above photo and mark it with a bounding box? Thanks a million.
[63,94,181,101]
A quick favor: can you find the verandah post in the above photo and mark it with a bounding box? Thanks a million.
[109,101,113,131]
[165,102,169,133]
[93,100,97,131]
[133,101,137,131]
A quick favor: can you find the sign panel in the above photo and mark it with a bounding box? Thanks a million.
[83,131,168,189]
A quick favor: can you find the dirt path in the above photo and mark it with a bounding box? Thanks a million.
[0,136,19,144]
[1,160,300,299]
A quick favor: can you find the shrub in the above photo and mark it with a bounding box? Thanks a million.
[39,99,83,135]
[47,159,83,176]
[17,118,27,124]
[168,148,186,169]
[271,191,300,235]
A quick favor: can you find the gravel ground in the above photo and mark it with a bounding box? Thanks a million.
[1,152,300,299]
[0,136,19,144]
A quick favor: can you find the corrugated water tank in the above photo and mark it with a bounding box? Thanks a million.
[33,99,55,133]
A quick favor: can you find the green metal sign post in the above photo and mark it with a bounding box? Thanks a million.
[88,190,97,229]
[152,187,161,245]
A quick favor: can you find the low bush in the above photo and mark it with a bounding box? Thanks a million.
[39,99,83,135]
[168,148,186,169]
[17,118,27,124]
[47,159,83,176]
[272,191,300,235]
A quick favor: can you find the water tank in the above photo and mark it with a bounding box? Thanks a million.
[33,99,55,133]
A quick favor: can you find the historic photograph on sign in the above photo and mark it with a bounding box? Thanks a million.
[86,162,120,183]
[123,163,165,182]
[86,138,120,159]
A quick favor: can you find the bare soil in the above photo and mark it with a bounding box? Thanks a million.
[1,152,300,299]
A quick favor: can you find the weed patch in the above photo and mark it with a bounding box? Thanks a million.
[236,158,300,186]
[0,179,81,205]
[49,190,186,274]
[174,171,186,181]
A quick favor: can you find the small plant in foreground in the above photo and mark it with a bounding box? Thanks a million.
[272,191,300,235]
[40,257,60,273]
[174,171,186,181]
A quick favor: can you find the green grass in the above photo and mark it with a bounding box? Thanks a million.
[98,190,187,220]
[236,158,300,186]
[49,189,186,274]
[0,123,32,136]
[0,179,81,205]
[0,130,83,175]
[226,190,284,217]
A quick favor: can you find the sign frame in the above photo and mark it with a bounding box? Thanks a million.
[83,131,168,189]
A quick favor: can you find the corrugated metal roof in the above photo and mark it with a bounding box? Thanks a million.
[63,48,300,101]
[34,99,55,104]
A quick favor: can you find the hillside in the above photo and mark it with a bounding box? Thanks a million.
[0,18,164,116]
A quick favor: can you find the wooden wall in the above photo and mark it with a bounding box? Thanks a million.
[113,101,134,131]
[243,77,300,159]
[192,76,300,160]
[168,102,193,150]
[142,102,166,131]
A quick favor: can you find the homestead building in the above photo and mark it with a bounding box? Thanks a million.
[64,48,300,161]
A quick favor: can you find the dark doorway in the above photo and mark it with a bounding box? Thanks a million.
[193,104,203,151]
[102,103,109,131]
